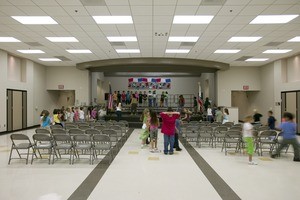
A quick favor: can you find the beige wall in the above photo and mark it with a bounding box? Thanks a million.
[216,66,261,107]
[46,66,90,106]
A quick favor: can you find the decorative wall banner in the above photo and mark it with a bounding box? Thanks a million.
[128,78,171,90]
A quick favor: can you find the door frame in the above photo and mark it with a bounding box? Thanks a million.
[281,90,300,133]
[6,89,27,132]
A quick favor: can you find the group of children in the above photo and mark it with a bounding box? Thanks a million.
[243,111,299,165]
[139,107,182,154]
[112,90,170,108]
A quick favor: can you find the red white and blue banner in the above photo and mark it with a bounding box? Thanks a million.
[128,78,171,90]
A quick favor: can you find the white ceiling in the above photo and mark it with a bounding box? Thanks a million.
[0,0,299,67]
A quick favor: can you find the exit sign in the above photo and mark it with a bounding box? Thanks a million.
[243,85,249,90]
[58,85,64,90]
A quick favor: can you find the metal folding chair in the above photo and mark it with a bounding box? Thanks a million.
[31,134,54,164]
[72,135,93,165]
[224,131,242,155]
[93,134,112,164]
[258,130,278,156]
[8,134,34,165]
[53,134,73,164]
[198,126,214,148]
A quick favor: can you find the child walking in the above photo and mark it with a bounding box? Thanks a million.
[243,116,257,165]
[271,112,300,162]
[149,111,160,153]
[139,109,150,148]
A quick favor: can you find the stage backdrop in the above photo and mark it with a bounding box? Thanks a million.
[128,78,171,90]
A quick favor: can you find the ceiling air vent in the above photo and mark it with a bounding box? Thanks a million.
[54,56,71,61]
[180,42,196,47]
[80,0,106,6]
[200,0,227,6]
[24,42,43,47]
[264,42,284,46]
[110,42,126,47]
[235,56,253,61]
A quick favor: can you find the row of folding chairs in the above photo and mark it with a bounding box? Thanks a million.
[184,127,278,156]
[8,132,116,165]
[54,120,129,131]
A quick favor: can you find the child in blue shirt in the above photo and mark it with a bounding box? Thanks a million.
[271,112,300,162]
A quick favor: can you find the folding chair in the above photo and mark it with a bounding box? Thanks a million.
[119,120,129,131]
[35,128,51,135]
[53,134,73,164]
[109,125,123,141]
[102,129,118,149]
[115,122,127,134]
[68,128,85,137]
[258,126,270,132]
[31,134,54,164]
[258,130,278,156]
[72,135,93,165]
[224,131,242,155]
[224,122,234,128]
[207,123,219,128]
[51,128,67,135]
[94,125,106,132]
[230,126,242,131]
[85,129,101,136]
[214,126,228,148]
[78,124,90,130]
[185,126,199,145]
[8,134,34,165]
[50,124,63,130]
[93,134,112,164]
[65,124,77,130]
[198,126,214,148]
[189,121,199,125]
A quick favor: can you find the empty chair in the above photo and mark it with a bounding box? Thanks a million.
[72,135,93,164]
[68,128,85,136]
[198,126,214,148]
[207,123,219,128]
[185,126,199,145]
[94,125,106,131]
[115,122,127,134]
[258,130,278,156]
[93,134,112,164]
[105,122,114,127]
[85,129,101,136]
[224,131,242,155]
[189,121,199,124]
[35,128,51,135]
[230,126,242,131]
[224,122,234,128]
[214,126,228,148]
[96,120,106,126]
[78,125,90,130]
[31,134,53,164]
[50,124,63,130]
[65,124,77,130]
[53,134,73,164]
[109,120,117,125]
[119,120,129,131]
[51,128,67,135]
[8,134,33,165]
[253,124,262,130]
[109,125,123,140]
[233,123,242,127]
[102,129,118,147]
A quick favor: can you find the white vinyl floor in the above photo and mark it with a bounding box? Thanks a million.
[0,129,299,200]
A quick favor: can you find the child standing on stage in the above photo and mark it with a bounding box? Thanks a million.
[243,116,257,165]
[149,111,160,153]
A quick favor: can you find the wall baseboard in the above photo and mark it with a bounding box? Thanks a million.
[0,125,40,135]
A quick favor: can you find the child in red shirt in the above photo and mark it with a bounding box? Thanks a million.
[160,107,180,155]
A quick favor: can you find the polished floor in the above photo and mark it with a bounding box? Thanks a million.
[0,129,299,200]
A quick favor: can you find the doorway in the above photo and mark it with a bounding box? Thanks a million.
[281,91,300,133]
[7,89,27,131]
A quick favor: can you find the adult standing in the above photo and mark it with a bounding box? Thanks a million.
[116,102,122,122]
[126,91,131,105]
[130,94,138,115]
[160,108,180,155]
[164,91,169,107]
[204,97,211,111]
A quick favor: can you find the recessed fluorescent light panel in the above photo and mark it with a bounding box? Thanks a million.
[288,36,300,42]
[214,49,240,53]
[46,37,78,42]
[115,49,140,53]
[228,37,262,42]
[66,49,92,54]
[17,50,45,54]
[92,16,133,24]
[107,36,137,42]
[11,16,58,24]
[263,49,292,54]
[39,58,61,61]
[173,15,214,24]
[0,37,21,42]
[246,58,269,61]
[165,49,190,53]
[250,15,299,24]
[168,36,199,42]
